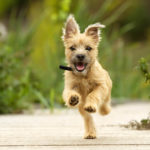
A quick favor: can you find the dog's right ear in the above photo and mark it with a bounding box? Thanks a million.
[62,15,80,40]
[84,23,105,44]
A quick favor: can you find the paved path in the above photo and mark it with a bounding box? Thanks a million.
[0,102,150,150]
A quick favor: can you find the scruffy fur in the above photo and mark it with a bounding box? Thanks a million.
[62,15,112,139]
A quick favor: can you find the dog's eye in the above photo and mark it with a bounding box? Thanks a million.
[69,46,76,51]
[85,46,92,51]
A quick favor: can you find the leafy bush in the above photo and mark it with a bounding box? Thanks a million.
[0,46,37,113]
[0,15,64,113]
[139,58,150,84]
[0,18,40,113]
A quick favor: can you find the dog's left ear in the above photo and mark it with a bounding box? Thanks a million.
[62,15,80,41]
[84,23,105,43]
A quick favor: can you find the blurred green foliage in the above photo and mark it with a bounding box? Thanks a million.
[0,0,150,113]
[139,58,150,83]
[0,20,38,113]
[0,47,35,113]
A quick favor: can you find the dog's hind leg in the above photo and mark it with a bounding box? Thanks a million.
[99,95,111,115]
[78,103,96,139]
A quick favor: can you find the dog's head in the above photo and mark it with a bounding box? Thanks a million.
[62,15,105,76]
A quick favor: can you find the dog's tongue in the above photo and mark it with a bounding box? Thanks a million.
[76,63,84,71]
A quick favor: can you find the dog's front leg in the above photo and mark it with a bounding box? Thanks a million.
[78,103,96,139]
[63,88,81,107]
[84,84,110,113]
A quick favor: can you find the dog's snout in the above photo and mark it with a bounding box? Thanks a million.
[76,54,85,61]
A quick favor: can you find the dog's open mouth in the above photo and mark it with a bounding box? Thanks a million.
[74,62,87,72]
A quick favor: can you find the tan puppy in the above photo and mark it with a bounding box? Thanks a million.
[62,15,112,139]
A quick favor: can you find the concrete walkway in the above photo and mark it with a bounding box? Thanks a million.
[0,102,150,150]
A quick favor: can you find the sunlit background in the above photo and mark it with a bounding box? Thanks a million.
[0,0,150,114]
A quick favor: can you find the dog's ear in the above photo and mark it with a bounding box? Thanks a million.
[84,23,105,43]
[62,15,80,40]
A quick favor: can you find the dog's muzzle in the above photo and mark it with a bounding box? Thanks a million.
[74,62,87,72]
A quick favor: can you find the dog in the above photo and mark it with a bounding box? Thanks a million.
[62,15,112,139]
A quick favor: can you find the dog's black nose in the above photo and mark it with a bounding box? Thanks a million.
[76,54,85,61]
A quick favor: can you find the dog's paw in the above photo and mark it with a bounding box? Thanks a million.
[69,95,79,106]
[66,92,81,107]
[84,103,97,113]
[84,132,96,139]
[84,105,96,113]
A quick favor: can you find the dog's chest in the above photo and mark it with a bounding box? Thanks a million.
[76,78,96,95]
